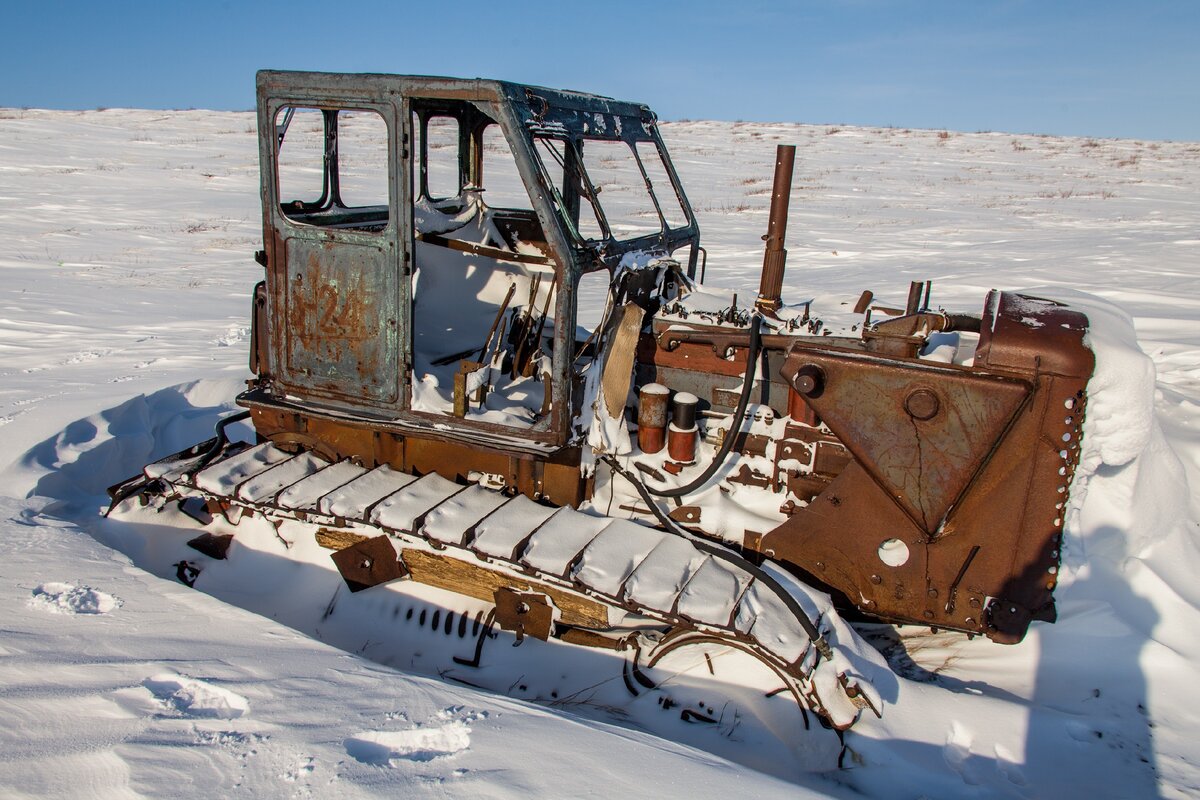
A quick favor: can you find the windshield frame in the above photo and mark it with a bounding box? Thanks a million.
[513,94,699,271]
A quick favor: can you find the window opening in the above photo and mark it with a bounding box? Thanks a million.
[424,115,461,200]
[276,108,329,210]
[337,111,388,208]
[635,141,689,228]
[532,136,603,241]
[579,140,662,239]
[479,125,533,210]
[275,106,389,232]
[409,107,559,432]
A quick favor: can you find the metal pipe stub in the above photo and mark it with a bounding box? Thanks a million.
[667,392,698,463]
[637,383,669,454]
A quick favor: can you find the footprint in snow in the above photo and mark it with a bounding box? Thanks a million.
[943,721,983,786]
[344,721,471,765]
[64,348,111,365]
[282,756,316,783]
[993,742,1028,786]
[143,673,250,719]
[29,582,121,614]
[215,326,249,347]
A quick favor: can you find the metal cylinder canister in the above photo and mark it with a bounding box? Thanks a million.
[667,392,698,463]
[637,383,669,454]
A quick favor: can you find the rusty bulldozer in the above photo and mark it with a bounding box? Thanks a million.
[105,71,1093,746]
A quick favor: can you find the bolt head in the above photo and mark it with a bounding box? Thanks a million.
[905,388,940,421]
[793,365,825,398]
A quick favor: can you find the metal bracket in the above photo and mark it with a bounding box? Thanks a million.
[330,535,408,593]
[493,588,555,644]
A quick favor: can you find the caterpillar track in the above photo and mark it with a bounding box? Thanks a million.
[108,435,881,732]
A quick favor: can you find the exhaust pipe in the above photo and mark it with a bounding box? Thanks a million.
[755,144,796,315]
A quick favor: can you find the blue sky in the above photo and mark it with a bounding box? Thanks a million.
[4,0,1196,140]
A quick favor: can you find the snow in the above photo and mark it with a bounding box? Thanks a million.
[469,494,559,559]
[195,442,291,495]
[277,459,367,510]
[29,581,121,615]
[420,484,508,547]
[572,518,665,595]
[142,673,251,720]
[343,721,472,765]
[520,510,612,575]
[0,497,810,798]
[2,106,1199,798]
[675,556,751,623]
[320,464,415,518]
[369,473,462,532]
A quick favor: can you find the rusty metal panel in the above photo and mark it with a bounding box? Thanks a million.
[493,588,555,642]
[244,402,588,508]
[976,291,1093,378]
[330,535,408,592]
[281,237,400,406]
[760,302,1093,643]
[187,532,233,560]
[257,80,408,418]
[781,348,1031,532]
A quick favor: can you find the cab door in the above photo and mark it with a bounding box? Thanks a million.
[262,94,407,416]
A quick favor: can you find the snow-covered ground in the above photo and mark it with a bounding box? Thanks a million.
[1,107,1198,798]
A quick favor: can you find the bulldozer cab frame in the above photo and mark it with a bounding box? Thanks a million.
[249,71,698,458]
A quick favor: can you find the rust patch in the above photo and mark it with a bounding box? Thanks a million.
[330,535,408,592]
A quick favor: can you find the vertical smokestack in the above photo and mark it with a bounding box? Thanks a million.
[755,144,796,315]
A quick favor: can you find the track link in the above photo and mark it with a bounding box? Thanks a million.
[111,437,881,730]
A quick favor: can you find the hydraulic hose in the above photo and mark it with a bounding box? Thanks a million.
[190,409,252,475]
[104,409,251,517]
[645,314,763,498]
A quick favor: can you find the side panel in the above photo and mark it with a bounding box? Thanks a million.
[282,235,400,405]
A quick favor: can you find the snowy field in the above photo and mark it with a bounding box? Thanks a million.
[1,107,1198,798]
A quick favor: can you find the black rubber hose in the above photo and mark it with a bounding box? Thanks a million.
[188,409,252,476]
[104,409,252,516]
[644,314,762,498]
[602,454,828,652]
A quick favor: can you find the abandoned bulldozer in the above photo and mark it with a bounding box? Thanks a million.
[105,71,1093,744]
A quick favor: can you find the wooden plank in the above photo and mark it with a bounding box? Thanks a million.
[401,548,611,630]
[315,528,369,551]
[602,303,645,419]
[313,528,612,630]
